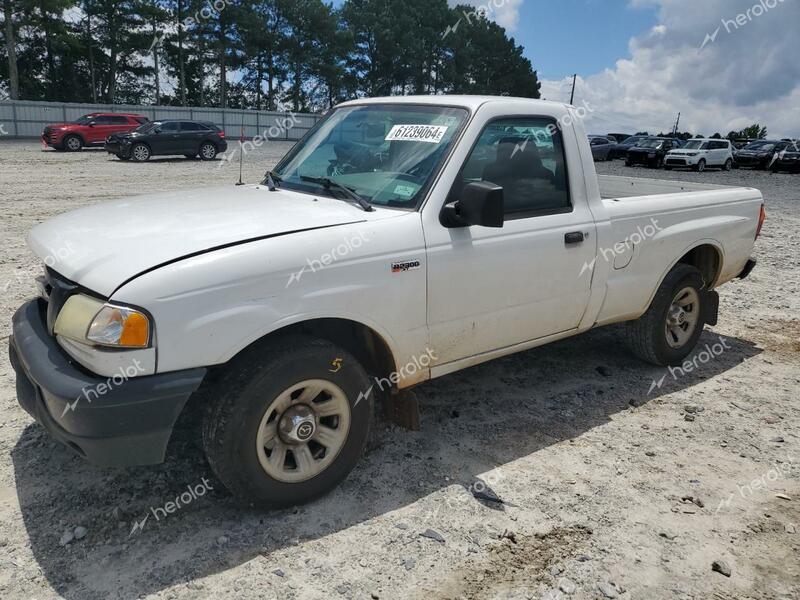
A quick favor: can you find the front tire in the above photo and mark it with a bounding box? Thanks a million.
[694,159,706,173]
[131,143,151,162]
[724,158,733,171]
[202,335,374,508]
[625,264,707,366]
[63,135,83,152]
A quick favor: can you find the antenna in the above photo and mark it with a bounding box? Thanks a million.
[672,112,681,135]
[569,74,577,105]
[235,112,244,186]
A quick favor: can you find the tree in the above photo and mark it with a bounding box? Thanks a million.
[2,0,19,98]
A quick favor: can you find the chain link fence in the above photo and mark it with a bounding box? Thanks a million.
[0,100,322,141]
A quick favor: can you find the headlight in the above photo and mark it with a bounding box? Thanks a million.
[54,294,151,348]
[686,152,698,157]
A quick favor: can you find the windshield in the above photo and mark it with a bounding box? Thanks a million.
[273,104,468,209]
[638,139,664,149]
[134,122,159,134]
[743,141,774,151]
[72,114,97,125]
[681,141,709,150]
[622,136,645,145]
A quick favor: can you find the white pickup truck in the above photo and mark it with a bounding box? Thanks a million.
[10,96,764,507]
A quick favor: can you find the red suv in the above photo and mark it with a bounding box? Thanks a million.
[42,112,149,152]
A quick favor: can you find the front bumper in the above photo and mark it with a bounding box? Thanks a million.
[627,152,658,165]
[735,155,768,168]
[9,299,206,467]
[104,140,125,155]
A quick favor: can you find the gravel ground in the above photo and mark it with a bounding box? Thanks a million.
[0,141,798,600]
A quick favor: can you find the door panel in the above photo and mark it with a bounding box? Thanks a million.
[424,114,597,364]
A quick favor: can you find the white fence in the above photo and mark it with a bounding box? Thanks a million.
[0,100,322,140]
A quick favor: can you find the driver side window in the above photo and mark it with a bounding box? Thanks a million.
[451,117,571,218]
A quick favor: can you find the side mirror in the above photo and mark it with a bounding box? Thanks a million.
[88,122,96,127]
[440,181,504,228]
[154,127,162,134]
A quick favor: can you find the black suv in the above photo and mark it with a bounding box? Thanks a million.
[734,140,793,170]
[105,120,228,162]
[625,137,682,168]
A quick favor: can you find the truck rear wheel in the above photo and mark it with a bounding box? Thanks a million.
[202,335,374,508]
[625,264,707,366]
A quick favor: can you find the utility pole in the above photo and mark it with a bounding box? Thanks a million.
[672,112,681,135]
[569,74,577,105]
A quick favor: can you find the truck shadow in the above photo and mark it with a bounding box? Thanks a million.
[10,327,761,599]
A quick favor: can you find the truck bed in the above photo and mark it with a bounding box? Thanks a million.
[598,174,733,200]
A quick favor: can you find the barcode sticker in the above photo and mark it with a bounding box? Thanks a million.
[385,124,449,144]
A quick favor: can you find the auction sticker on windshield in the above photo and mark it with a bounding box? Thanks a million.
[386,124,449,144]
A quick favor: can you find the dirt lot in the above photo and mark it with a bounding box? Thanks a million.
[0,140,798,600]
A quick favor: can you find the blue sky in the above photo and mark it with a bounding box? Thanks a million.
[502,0,659,86]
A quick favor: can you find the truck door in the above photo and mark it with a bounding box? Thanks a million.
[423,115,597,364]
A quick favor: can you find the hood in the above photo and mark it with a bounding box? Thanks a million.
[28,184,394,296]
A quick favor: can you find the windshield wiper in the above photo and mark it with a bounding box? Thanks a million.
[262,170,282,191]
[299,175,373,212]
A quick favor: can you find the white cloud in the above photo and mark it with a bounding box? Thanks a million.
[543,0,800,138]
[449,0,524,31]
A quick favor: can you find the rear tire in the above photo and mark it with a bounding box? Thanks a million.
[625,264,707,366]
[63,135,82,152]
[202,335,374,508]
[724,158,733,171]
[200,142,217,160]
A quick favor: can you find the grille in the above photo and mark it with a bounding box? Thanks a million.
[42,268,78,335]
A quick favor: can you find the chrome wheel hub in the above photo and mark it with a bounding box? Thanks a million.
[255,379,351,483]
[665,286,700,349]
[278,404,317,444]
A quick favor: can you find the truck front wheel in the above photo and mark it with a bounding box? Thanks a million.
[202,335,374,508]
[625,264,707,366]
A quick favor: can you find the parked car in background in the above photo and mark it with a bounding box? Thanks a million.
[665,138,733,172]
[625,137,682,168]
[42,113,149,152]
[588,135,614,161]
[609,135,649,159]
[770,141,800,173]
[607,133,630,144]
[105,119,227,162]
[734,140,793,169]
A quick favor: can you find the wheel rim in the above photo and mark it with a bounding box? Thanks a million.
[66,137,80,150]
[255,379,351,483]
[201,144,215,159]
[698,161,705,172]
[133,145,149,161]
[725,159,732,171]
[665,286,700,349]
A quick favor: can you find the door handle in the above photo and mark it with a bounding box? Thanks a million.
[564,231,584,245]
